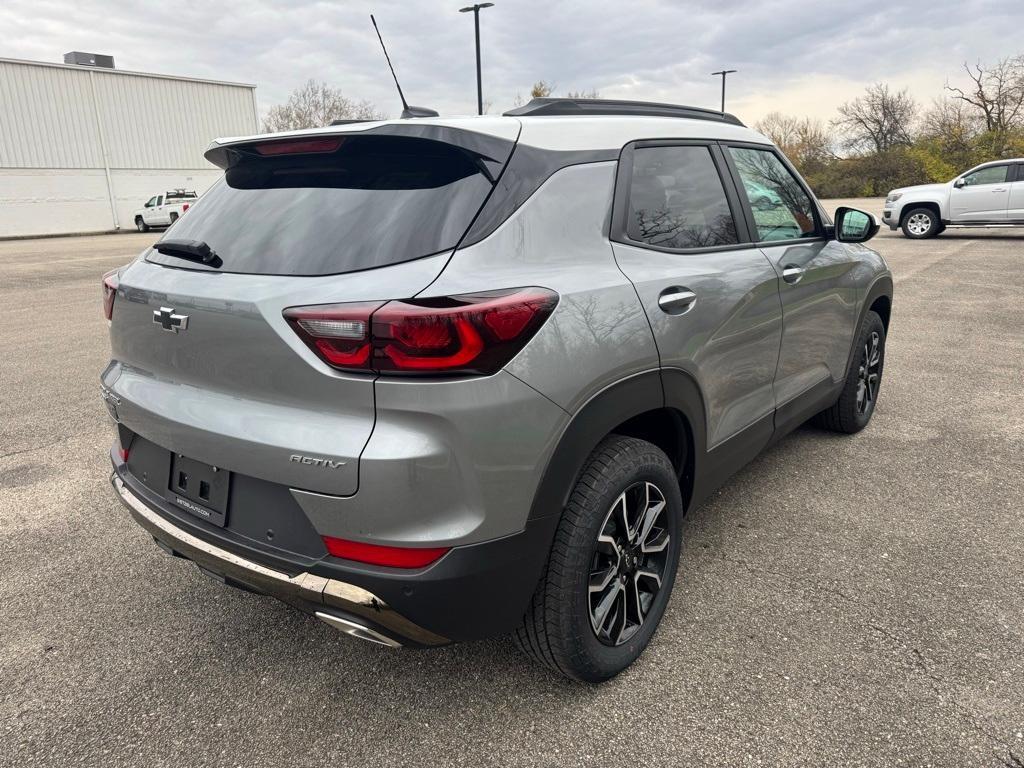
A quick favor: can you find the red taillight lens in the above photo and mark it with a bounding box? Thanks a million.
[181,203,190,213]
[253,137,344,156]
[102,269,119,320]
[322,535,449,568]
[284,288,558,376]
[284,301,383,371]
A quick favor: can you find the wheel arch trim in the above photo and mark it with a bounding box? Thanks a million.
[847,274,893,375]
[526,369,709,522]
[899,201,942,225]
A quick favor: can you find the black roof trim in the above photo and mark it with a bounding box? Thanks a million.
[503,98,745,126]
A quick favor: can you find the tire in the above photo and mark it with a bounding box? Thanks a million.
[135,216,149,232]
[515,435,683,683]
[813,310,886,434]
[901,207,940,238]
[168,212,178,226]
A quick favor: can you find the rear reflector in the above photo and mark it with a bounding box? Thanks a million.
[286,301,383,369]
[322,535,449,568]
[284,288,558,376]
[253,137,344,156]
[102,269,119,320]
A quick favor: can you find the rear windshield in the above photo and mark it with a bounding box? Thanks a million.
[147,135,495,276]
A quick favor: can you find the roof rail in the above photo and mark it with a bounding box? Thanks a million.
[503,97,745,126]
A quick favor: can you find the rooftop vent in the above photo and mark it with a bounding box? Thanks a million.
[63,51,115,69]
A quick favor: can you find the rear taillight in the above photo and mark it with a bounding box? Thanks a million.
[284,288,558,376]
[102,269,119,320]
[181,203,190,213]
[322,535,449,568]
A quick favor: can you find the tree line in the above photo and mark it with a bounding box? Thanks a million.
[264,56,1024,199]
[756,55,1024,197]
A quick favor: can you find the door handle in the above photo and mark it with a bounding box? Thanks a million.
[782,265,805,284]
[658,287,697,315]
[992,187,1007,192]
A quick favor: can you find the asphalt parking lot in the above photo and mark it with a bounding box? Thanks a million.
[1,199,1022,767]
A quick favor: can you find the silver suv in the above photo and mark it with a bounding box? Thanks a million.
[103,98,893,682]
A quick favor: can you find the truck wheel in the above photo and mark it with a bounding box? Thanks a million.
[135,217,149,232]
[515,435,682,683]
[901,208,939,239]
[168,213,179,226]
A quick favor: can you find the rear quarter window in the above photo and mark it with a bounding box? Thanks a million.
[148,135,496,276]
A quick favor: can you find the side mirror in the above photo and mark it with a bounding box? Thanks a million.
[834,206,879,244]
[953,178,966,188]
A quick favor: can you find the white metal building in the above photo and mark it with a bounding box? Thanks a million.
[0,56,259,238]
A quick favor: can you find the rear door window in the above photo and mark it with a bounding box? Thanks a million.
[148,135,499,276]
[624,145,739,249]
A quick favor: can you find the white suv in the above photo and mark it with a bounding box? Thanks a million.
[883,159,1024,238]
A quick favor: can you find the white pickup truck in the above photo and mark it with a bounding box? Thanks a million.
[883,159,1024,238]
[133,189,197,232]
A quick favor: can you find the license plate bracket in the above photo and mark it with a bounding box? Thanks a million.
[167,454,230,527]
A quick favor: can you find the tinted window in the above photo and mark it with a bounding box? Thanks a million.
[961,165,1008,186]
[626,146,738,249]
[148,135,495,276]
[729,147,818,242]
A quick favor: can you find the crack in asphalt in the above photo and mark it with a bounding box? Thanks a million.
[867,622,1021,766]
[0,437,67,461]
[720,556,1021,765]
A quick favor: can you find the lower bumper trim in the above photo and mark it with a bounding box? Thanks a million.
[111,473,449,647]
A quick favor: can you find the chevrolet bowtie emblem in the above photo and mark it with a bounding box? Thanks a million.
[153,306,189,333]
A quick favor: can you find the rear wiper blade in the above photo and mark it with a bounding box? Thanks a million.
[152,239,221,267]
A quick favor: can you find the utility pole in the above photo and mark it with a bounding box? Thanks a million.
[711,69,737,113]
[459,3,495,115]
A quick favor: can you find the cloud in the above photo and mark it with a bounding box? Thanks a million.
[1,0,1021,126]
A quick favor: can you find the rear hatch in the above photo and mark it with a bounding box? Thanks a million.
[104,122,518,497]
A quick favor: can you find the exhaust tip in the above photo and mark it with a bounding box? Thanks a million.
[315,611,402,648]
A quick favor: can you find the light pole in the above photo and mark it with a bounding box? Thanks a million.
[711,69,737,113]
[459,3,494,115]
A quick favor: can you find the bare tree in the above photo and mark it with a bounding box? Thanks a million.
[565,89,601,99]
[832,83,917,154]
[263,80,384,132]
[754,112,835,168]
[919,97,981,164]
[945,57,1024,133]
[530,81,555,98]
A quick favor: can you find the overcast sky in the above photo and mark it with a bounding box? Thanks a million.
[2,0,1022,127]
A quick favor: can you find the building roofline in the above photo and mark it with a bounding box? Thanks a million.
[0,56,256,89]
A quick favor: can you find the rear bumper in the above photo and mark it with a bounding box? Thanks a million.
[111,458,557,646]
[112,473,440,647]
